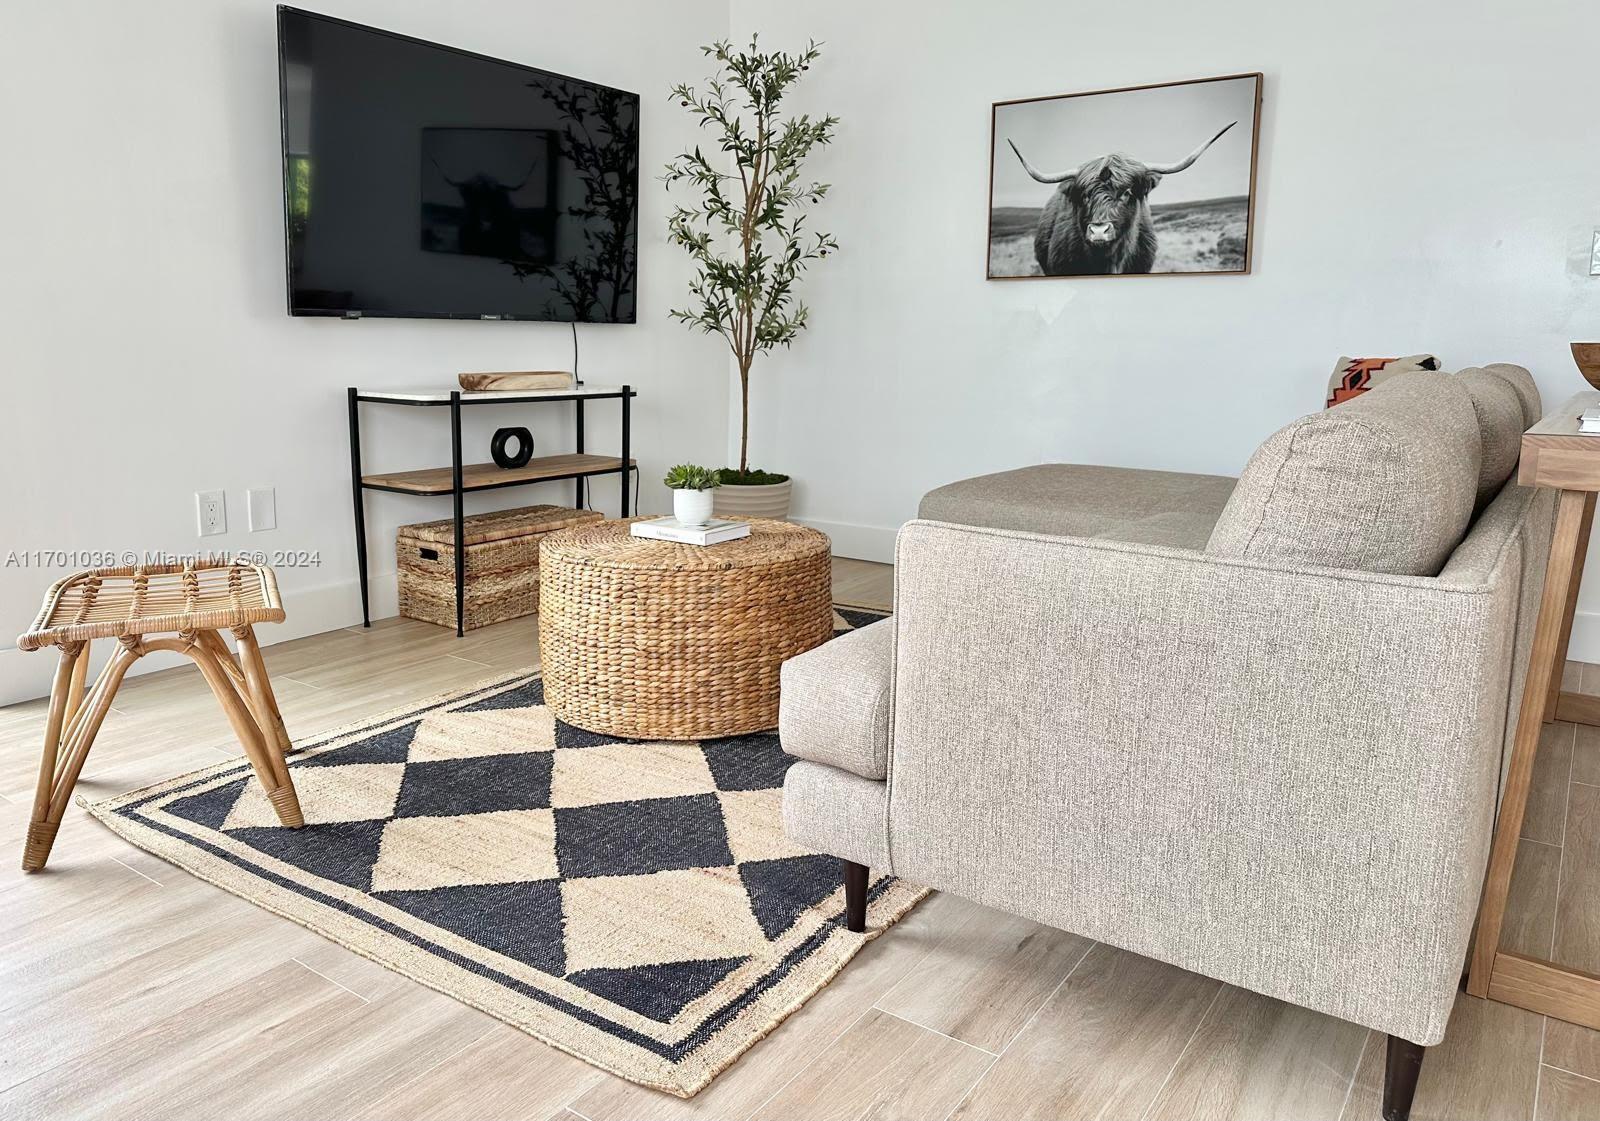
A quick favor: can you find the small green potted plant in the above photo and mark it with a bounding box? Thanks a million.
[664,464,722,527]
[664,37,838,520]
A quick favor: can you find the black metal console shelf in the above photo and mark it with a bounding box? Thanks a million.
[347,384,636,636]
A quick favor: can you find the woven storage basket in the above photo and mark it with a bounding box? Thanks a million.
[398,505,603,631]
[538,517,833,739]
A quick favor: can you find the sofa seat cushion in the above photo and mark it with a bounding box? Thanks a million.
[1206,372,1481,576]
[918,464,1239,549]
[779,618,892,780]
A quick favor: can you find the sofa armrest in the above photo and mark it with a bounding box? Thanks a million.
[887,518,1518,1044]
[779,618,893,780]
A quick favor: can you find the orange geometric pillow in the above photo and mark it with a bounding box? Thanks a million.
[1326,354,1442,407]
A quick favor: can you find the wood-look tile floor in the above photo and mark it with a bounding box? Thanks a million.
[2,554,1597,1120]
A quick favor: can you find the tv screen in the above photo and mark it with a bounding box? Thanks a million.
[277,6,639,322]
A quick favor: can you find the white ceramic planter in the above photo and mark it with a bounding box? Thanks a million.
[673,487,715,527]
[712,479,793,520]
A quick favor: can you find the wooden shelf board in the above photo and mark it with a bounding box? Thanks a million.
[362,454,635,495]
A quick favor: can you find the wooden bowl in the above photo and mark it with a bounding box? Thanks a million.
[1575,343,1600,391]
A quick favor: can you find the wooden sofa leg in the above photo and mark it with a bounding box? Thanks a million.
[844,860,868,933]
[1383,1035,1426,1121]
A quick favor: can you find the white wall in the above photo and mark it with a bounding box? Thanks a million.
[7,0,1600,706]
[729,0,1600,639]
[0,0,728,704]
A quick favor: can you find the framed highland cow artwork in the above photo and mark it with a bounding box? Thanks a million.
[987,73,1262,279]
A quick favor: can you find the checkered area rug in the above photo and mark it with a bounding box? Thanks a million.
[85,605,922,1097]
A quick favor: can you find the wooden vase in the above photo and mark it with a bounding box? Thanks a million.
[1575,343,1600,391]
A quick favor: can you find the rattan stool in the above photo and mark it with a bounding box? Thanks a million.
[17,561,304,872]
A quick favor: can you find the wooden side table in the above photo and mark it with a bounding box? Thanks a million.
[1470,390,1600,1024]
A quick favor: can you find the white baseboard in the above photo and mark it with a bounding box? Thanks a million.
[795,517,899,564]
[0,571,400,707]
[1568,610,1600,668]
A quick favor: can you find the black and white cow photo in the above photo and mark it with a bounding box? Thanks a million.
[988,73,1261,278]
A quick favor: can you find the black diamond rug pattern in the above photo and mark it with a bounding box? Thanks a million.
[84,604,924,1098]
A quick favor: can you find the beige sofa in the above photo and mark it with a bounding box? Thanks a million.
[780,367,1548,1121]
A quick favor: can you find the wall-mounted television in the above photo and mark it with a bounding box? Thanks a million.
[277,6,639,323]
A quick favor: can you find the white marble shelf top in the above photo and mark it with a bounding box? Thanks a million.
[356,384,634,404]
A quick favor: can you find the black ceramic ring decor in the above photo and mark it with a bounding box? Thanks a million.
[490,426,534,469]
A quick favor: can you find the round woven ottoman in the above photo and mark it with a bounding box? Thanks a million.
[537,518,833,740]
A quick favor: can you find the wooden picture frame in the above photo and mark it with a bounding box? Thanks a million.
[987,72,1263,280]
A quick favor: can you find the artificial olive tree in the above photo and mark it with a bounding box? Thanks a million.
[664,38,838,476]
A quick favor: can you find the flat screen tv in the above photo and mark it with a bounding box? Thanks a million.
[277,6,639,322]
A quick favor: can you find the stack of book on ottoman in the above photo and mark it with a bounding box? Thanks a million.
[630,517,751,546]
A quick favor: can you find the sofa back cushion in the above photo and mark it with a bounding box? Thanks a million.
[1474,362,1541,428]
[1206,372,1481,575]
[1456,368,1527,508]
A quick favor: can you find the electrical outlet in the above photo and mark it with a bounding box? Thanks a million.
[1591,230,1600,277]
[247,487,277,532]
[196,490,226,537]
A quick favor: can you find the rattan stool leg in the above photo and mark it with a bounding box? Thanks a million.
[63,639,90,728]
[195,630,246,686]
[23,646,79,872]
[196,628,291,782]
[188,635,303,828]
[24,641,139,872]
[231,626,295,773]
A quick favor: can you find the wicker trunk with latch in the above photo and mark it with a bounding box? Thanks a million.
[397,505,604,631]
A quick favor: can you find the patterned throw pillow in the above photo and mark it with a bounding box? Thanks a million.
[1326,354,1442,407]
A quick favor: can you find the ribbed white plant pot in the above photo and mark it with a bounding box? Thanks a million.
[673,488,715,527]
[713,479,792,520]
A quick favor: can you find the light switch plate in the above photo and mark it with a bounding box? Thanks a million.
[1591,230,1600,276]
[247,487,277,532]
[196,490,226,537]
